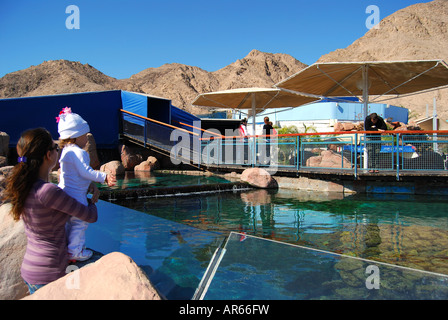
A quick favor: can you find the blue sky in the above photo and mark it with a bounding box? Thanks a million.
[0,0,429,79]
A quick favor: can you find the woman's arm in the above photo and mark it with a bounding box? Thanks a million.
[37,182,98,223]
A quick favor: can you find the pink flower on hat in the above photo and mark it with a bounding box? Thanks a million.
[62,107,72,114]
[57,107,90,139]
[56,106,72,123]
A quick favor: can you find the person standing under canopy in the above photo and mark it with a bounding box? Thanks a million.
[364,113,388,173]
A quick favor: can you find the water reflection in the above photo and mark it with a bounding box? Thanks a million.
[114,189,448,275]
[202,233,448,300]
[86,200,225,300]
[97,171,232,190]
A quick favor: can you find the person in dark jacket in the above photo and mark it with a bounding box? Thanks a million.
[364,113,388,173]
[262,117,274,164]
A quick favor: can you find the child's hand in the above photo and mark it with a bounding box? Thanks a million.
[105,174,116,187]
[88,182,100,204]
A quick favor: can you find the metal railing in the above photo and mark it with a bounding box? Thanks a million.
[200,130,448,179]
[120,110,448,179]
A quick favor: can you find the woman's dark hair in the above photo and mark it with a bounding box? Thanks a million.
[4,128,54,221]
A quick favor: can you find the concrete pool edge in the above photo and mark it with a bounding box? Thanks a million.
[99,181,253,200]
[95,168,448,200]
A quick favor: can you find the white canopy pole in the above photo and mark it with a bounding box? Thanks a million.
[362,65,369,170]
[251,92,256,165]
[362,64,369,120]
[251,92,256,135]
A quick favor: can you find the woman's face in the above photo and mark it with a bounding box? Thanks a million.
[49,143,59,169]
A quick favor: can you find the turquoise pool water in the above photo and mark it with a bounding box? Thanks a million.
[97,171,232,190]
[86,200,224,300]
[114,189,448,276]
[86,177,448,300]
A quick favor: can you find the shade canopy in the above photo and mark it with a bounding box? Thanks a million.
[192,87,320,136]
[191,87,319,112]
[275,60,448,102]
[275,60,448,121]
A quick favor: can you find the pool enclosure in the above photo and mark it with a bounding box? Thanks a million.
[194,232,448,300]
[121,108,448,179]
[87,200,448,300]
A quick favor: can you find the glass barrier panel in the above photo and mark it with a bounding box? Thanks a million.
[196,232,448,300]
[301,136,354,170]
[401,135,448,171]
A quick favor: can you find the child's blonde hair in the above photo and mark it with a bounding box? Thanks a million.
[59,138,77,149]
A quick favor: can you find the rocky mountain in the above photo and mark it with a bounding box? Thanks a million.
[121,63,220,115]
[1,0,447,120]
[120,49,307,114]
[0,50,307,115]
[318,0,448,120]
[0,60,118,98]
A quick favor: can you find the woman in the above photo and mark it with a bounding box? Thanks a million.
[238,118,249,164]
[3,128,98,294]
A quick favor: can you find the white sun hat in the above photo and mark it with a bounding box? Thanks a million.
[57,107,90,139]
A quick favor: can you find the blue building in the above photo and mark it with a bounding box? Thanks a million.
[252,98,408,133]
[0,90,199,149]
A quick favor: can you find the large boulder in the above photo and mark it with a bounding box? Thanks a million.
[0,203,28,300]
[22,252,162,300]
[0,166,13,204]
[334,122,356,132]
[100,160,125,176]
[240,168,278,189]
[84,133,100,170]
[0,132,9,158]
[134,156,160,172]
[306,150,352,169]
[120,145,143,171]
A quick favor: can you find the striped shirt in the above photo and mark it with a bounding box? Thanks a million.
[21,179,98,285]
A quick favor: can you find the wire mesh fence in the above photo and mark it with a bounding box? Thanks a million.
[120,111,448,178]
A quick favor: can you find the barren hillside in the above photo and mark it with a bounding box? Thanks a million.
[318,0,448,120]
[0,60,119,98]
[1,0,447,120]
[0,50,307,115]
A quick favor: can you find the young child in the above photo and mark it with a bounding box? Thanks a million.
[56,107,115,261]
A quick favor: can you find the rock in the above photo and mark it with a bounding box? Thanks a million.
[334,122,355,132]
[120,145,143,170]
[0,132,9,158]
[22,252,162,300]
[240,168,278,189]
[134,156,160,172]
[334,120,424,133]
[334,122,344,132]
[0,156,7,168]
[306,150,352,169]
[0,166,13,204]
[342,123,355,131]
[84,133,100,170]
[0,203,28,300]
[100,160,125,176]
